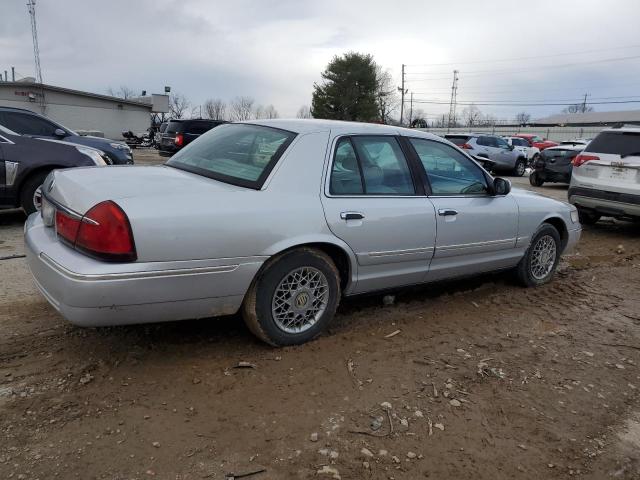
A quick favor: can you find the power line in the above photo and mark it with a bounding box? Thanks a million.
[409,99,640,107]
[404,44,640,67]
[405,54,640,78]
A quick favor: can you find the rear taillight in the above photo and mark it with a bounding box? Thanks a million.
[174,133,184,146]
[572,154,599,167]
[55,210,82,244]
[55,201,136,262]
[461,143,472,149]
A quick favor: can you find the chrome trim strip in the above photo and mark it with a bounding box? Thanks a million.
[0,134,16,144]
[437,238,516,251]
[42,192,84,220]
[40,253,239,281]
[5,161,19,186]
[368,246,434,257]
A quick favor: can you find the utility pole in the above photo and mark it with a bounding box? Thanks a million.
[581,93,589,113]
[399,64,406,126]
[27,0,43,84]
[408,92,413,127]
[11,66,15,82]
[447,70,459,132]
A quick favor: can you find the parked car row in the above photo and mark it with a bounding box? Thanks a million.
[158,119,227,156]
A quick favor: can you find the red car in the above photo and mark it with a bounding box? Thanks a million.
[514,134,558,151]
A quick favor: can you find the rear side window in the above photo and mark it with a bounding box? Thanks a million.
[586,132,640,156]
[185,122,219,135]
[445,135,470,146]
[329,136,415,195]
[477,136,496,147]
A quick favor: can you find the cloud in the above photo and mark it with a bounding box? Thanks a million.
[2,0,640,119]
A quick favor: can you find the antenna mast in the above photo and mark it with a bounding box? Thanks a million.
[447,70,459,132]
[27,0,43,84]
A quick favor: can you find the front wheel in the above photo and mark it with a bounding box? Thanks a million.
[20,171,49,215]
[513,159,527,177]
[515,224,561,287]
[242,248,341,346]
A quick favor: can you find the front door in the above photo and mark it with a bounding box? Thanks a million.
[321,135,436,293]
[406,137,520,281]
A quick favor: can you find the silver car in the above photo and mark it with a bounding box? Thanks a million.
[444,133,528,176]
[25,120,581,346]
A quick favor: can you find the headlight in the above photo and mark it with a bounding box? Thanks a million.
[76,146,106,166]
[570,208,579,223]
[110,142,131,152]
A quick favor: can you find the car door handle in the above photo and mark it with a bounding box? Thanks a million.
[438,209,458,216]
[340,211,364,220]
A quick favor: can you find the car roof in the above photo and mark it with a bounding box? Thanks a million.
[242,119,445,140]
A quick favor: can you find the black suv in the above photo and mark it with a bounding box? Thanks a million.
[159,119,227,156]
[0,124,108,213]
[0,107,133,165]
[529,144,583,187]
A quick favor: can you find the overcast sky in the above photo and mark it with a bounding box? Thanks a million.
[2,0,640,121]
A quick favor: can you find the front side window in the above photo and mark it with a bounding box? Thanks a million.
[167,123,296,188]
[329,136,415,195]
[409,138,488,196]
[0,112,58,136]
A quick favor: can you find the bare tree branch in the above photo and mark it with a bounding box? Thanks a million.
[169,93,190,119]
[230,96,255,121]
[296,105,312,119]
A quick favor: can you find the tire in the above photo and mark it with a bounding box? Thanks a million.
[515,224,561,287]
[577,208,601,225]
[529,172,544,187]
[530,153,540,167]
[242,248,341,346]
[513,158,527,177]
[20,171,49,215]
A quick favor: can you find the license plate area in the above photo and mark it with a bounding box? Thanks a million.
[606,166,637,183]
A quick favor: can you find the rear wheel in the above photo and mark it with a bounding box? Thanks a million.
[513,158,527,177]
[529,172,544,187]
[577,208,601,225]
[515,224,561,287]
[242,248,341,346]
[20,171,49,215]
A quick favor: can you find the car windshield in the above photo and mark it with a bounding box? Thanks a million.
[166,123,296,188]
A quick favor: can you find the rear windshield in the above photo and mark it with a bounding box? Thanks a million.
[165,121,183,134]
[542,148,581,159]
[166,124,296,189]
[445,135,470,146]
[587,131,640,156]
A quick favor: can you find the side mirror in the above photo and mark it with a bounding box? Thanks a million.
[54,128,66,138]
[493,177,511,196]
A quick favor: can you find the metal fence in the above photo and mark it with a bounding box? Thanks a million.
[416,126,606,142]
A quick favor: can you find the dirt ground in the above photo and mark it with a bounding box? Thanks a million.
[1,149,639,480]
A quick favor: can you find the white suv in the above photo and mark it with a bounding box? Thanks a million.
[568,126,640,224]
[504,136,540,165]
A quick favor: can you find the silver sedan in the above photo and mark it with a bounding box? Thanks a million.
[25,120,581,345]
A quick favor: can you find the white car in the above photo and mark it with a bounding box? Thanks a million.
[504,136,540,164]
[569,126,640,224]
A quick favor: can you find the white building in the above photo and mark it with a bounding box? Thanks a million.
[0,81,167,139]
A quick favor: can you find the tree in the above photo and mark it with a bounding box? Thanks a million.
[461,104,483,128]
[562,103,594,114]
[515,111,531,125]
[296,105,312,118]
[169,93,190,119]
[204,99,226,120]
[410,108,427,128]
[311,52,379,122]
[263,105,279,119]
[434,114,448,128]
[231,96,255,121]
[376,66,398,124]
[107,85,136,99]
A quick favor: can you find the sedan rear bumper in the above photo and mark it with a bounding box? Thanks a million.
[25,214,265,327]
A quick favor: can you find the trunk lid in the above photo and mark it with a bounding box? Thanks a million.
[45,165,244,215]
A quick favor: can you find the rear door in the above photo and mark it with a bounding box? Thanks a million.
[406,137,520,280]
[476,135,500,160]
[321,135,436,293]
